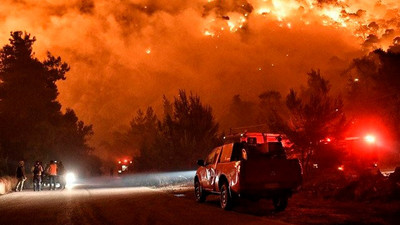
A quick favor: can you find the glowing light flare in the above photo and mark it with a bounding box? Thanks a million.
[65,172,76,189]
[224,16,247,33]
[257,8,271,15]
[319,6,349,28]
[364,135,376,144]
[203,30,214,37]
[319,137,332,144]
[338,165,344,171]
[322,8,342,22]
[228,21,235,31]
[145,48,151,54]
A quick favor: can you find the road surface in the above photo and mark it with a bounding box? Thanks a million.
[0,185,290,225]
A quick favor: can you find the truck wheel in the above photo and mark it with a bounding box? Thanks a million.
[195,180,206,202]
[273,195,288,211]
[220,182,233,210]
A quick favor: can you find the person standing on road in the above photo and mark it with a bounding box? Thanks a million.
[57,161,65,190]
[32,161,44,191]
[15,161,26,192]
[47,160,58,190]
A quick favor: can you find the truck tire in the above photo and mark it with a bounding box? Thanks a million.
[195,180,206,202]
[220,182,233,210]
[272,195,288,211]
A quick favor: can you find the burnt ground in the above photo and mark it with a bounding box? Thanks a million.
[165,186,400,225]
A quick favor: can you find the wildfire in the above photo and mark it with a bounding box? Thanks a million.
[201,0,400,49]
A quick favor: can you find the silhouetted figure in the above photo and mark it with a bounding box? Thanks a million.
[57,161,65,190]
[42,163,49,187]
[110,168,114,177]
[32,161,44,191]
[15,161,26,192]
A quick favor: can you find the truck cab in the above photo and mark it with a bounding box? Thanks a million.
[194,133,302,211]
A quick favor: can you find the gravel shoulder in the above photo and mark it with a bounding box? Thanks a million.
[163,185,400,225]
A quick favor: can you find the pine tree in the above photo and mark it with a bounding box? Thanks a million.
[0,31,94,175]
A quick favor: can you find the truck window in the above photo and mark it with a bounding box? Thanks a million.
[231,142,245,161]
[220,143,233,163]
[205,147,221,165]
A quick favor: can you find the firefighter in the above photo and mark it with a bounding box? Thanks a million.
[57,161,65,190]
[32,161,44,191]
[15,161,26,192]
[47,160,58,190]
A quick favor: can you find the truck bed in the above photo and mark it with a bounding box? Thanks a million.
[239,158,302,195]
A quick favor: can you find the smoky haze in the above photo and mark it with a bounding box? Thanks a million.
[1,0,399,156]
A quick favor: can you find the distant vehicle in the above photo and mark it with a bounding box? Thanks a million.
[194,132,302,211]
[117,159,133,175]
[316,134,380,173]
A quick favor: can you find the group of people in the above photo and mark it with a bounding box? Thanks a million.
[15,160,65,192]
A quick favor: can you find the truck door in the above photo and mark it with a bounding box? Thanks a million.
[203,147,222,191]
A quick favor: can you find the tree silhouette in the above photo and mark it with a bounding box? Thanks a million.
[0,31,95,175]
[346,48,400,139]
[125,90,220,171]
[283,70,346,173]
[258,90,287,132]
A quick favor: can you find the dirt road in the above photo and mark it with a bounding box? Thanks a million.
[0,186,290,225]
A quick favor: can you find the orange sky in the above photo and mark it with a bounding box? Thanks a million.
[0,0,399,148]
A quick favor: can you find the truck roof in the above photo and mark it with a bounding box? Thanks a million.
[223,132,283,144]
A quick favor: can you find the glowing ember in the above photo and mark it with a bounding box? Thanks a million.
[202,0,399,47]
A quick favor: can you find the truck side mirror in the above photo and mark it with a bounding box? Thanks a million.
[197,159,205,166]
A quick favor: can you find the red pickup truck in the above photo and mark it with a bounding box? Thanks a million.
[194,133,302,211]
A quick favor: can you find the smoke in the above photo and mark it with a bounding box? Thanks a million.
[0,0,399,155]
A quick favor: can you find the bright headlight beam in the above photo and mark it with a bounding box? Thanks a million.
[65,172,76,189]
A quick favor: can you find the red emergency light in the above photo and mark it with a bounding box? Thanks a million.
[364,135,376,144]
